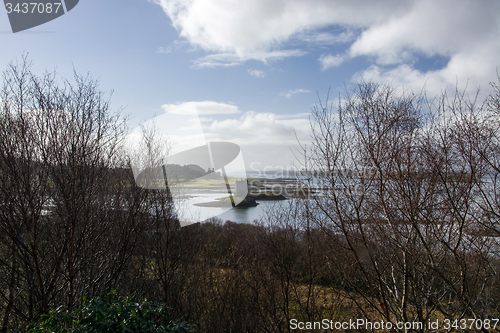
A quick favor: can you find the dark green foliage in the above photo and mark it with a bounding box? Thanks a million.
[28,293,193,333]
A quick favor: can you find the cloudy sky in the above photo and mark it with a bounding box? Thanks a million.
[1,0,499,171]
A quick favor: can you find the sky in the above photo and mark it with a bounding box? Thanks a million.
[1,0,499,172]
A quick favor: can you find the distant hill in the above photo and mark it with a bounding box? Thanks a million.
[164,164,221,181]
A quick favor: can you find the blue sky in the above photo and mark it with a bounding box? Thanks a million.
[1,0,499,170]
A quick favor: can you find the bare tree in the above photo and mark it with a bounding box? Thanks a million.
[303,80,500,331]
[0,55,150,332]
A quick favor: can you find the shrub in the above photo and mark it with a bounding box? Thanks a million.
[28,292,193,333]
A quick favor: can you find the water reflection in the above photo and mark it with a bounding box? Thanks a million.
[212,200,286,223]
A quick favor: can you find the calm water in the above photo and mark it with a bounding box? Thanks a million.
[177,190,288,224]
[176,172,310,224]
[216,200,286,223]
[171,187,290,224]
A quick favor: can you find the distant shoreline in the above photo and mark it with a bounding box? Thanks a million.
[192,192,288,208]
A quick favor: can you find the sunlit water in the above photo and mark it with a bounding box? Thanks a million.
[175,189,287,224]
[216,200,286,223]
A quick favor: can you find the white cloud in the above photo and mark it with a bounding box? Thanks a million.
[161,101,240,115]
[348,1,499,65]
[156,40,191,54]
[191,49,305,69]
[156,46,172,54]
[198,116,214,122]
[132,100,313,169]
[280,89,310,99]
[152,0,410,66]
[153,0,499,96]
[346,0,500,96]
[201,110,312,168]
[344,1,499,97]
[208,111,307,138]
[248,69,266,78]
[319,54,344,70]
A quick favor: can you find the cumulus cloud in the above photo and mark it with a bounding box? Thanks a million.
[152,0,499,96]
[248,69,266,78]
[129,100,313,169]
[348,1,499,65]
[162,101,240,115]
[201,110,312,168]
[208,111,308,138]
[347,0,500,96]
[279,89,310,99]
[152,0,409,66]
[319,54,344,70]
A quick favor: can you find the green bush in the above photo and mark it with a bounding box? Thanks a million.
[28,292,193,333]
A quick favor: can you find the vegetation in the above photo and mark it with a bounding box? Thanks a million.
[1,55,500,332]
[28,292,192,333]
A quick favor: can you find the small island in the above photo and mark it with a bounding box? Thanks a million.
[193,195,259,208]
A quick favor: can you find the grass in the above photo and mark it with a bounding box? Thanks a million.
[171,176,241,189]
